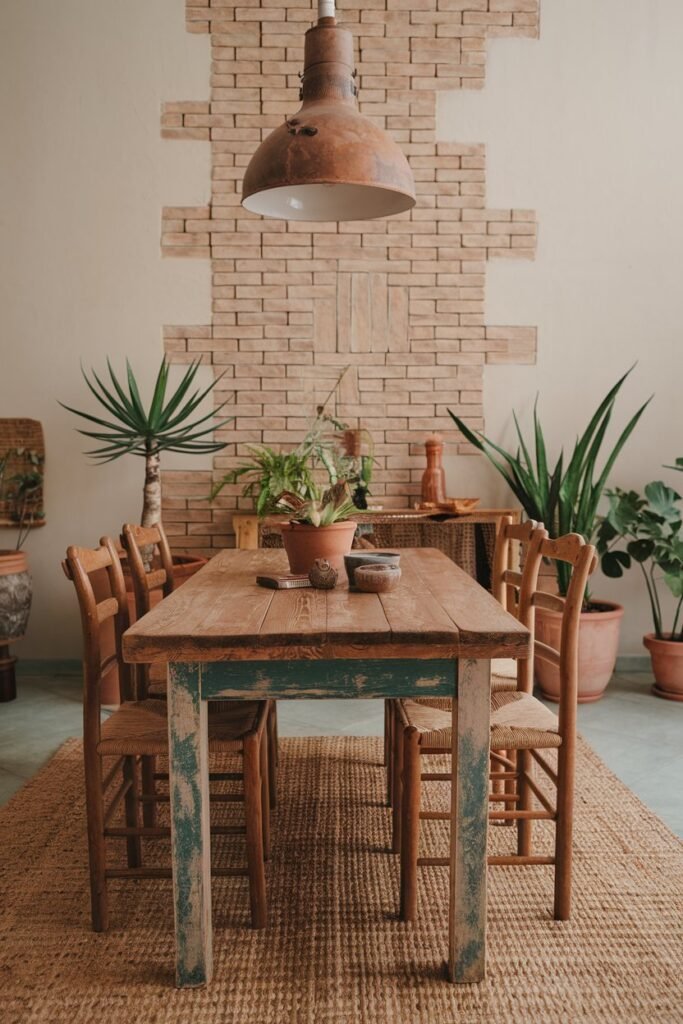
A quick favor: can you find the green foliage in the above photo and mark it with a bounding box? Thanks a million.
[210,366,374,515]
[665,456,683,473]
[449,368,651,596]
[0,448,44,551]
[210,447,316,517]
[60,358,232,461]
[596,482,683,640]
[275,481,357,527]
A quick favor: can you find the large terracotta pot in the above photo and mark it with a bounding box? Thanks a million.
[91,552,207,705]
[0,550,32,643]
[280,521,357,575]
[643,633,683,702]
[535,600,624,703]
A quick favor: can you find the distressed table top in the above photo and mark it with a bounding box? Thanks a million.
[122,547,529,664]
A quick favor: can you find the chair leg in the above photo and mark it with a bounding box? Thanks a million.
[386,699,393,806]
[399,726,421,922]
[122,756,142,869]
[141,755,157,828]
[517,748,533,857]
[503,749,516,826]
[85,751,108,932]
[259,727,271,862]
[243,733,267,929]
[266,702,277,810]
[391,707,404,854]
[554,744,575,921]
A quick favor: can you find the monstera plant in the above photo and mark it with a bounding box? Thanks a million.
[597,477,683,700]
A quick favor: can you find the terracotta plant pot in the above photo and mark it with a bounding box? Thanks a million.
[535,600,624,703]
[643,633,683,702]
[280,521,357,575]
[0,550,32,644]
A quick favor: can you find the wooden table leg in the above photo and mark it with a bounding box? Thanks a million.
[448,658,491,984]
[167,662,213,988]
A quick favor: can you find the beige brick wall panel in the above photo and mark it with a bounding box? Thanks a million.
[159,0,539,531]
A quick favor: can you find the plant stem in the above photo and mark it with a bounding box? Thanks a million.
[641,562,662,638]
[142,448,162,528]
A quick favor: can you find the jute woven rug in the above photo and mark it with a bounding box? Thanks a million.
[1,736,682,1024]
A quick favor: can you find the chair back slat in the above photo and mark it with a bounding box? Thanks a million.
[491,516,541,613]
[534,640,561,667]
[120,521,174,621]
[63,538,134,749]
[532,591,566,613]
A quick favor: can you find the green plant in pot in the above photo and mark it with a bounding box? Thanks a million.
[62,356,230,576]
[275,482,358,575]
[0,448,44,701]
[210,366,375,517]
[449,369,651,702]
[597,478,683,701]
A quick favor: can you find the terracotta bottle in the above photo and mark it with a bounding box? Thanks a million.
[421,433,446,504]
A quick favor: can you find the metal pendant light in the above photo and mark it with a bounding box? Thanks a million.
[242,0,416,222]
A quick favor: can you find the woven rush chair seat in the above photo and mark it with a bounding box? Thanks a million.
[490,657,519,694]
[98,699,264,757]
[399,693,560,751]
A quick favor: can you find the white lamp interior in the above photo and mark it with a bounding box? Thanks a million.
[242,182,414,221]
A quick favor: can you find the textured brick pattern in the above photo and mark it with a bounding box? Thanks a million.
[161,0,539,552]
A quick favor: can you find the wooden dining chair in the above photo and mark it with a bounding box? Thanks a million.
[121,521,279,810]
[62,537,271,932]
[385,515,542,808]
[392,530,597,922]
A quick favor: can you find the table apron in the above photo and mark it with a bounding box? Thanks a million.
[172,659,458,700]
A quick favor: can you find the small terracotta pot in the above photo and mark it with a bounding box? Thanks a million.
[281,521,357,575]
[643,633,683,702]
[535,600,623,703]
[0,549,32,643]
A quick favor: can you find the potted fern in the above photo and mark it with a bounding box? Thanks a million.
[275,483,357,574]
[449,369,651,701]
[597,479,683,700]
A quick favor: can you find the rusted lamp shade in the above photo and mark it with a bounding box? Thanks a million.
[242,19,416,222]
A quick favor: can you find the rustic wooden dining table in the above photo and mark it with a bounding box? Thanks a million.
[122,546,529,989]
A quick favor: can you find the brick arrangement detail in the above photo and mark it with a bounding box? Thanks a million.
[161,0,539,553]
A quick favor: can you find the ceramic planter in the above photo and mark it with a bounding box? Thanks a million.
[643,633,683,702]
[0,550,32,644]
[281,521,357,575]
[535,600,624,703]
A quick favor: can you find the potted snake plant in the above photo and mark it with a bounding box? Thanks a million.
[449,368,651,702]
[275,482,357,574]
[597,478,683,700]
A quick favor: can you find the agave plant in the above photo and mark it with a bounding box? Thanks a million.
[275,481,357,527]
[61,358,231,528]
[449,368,651,596]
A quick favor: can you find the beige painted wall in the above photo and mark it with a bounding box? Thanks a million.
[1,0,680,658]
[0,0,211,658]
[442,0,683,654]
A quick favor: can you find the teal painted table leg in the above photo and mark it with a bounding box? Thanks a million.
[448,658,491,984]
[167,662,213,988]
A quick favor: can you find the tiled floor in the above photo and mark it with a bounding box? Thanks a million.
[1,669,681,837]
